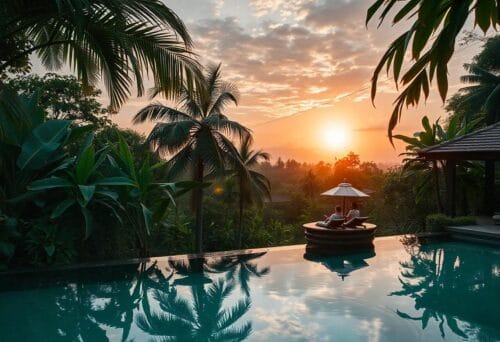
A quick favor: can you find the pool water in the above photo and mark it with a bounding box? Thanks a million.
[1,237,499,341]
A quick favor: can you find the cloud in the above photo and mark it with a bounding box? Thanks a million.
[302,0,370,30]
[115,0,476,163]
[188,7,386,126]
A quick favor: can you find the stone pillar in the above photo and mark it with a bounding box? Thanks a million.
[445,160,456,217]
[483,160,495,215]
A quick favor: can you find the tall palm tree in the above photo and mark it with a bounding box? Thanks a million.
[230,136,271,248]
[0,0,200,109]
[133,64,250,253]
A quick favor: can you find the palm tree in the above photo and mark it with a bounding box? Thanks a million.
[395,115,482,215]
[133,64,250,253]
[1,0,200,109]
[454,61,500,213]
[459,63,500,126]
[394,117,446,213]
[230,136,271,248]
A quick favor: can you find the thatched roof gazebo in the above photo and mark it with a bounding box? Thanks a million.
[418,122,500,216]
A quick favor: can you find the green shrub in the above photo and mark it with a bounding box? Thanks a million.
[426,214,476,232]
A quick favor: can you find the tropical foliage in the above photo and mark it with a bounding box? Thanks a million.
[367,0,500,139]
[7,74,110,126]
[0,90,194,267]
[0,0,200,109]
[394,114,484,216]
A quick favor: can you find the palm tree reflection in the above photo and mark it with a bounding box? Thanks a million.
[0,253,270,341]
[88,261,174,341]
[136,278,251,341]
[391,242,500,339]
[215,252,270,296]
[135,256,262,341]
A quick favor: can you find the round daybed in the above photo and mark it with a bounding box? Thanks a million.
[303,221,377,255]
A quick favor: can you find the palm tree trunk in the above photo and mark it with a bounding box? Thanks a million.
[432,161,444,213]
[193,160,204,253]
[237,179,244,249]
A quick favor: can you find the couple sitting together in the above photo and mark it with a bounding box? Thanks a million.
[318,202,364,228]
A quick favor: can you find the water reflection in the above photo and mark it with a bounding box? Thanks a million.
[391,242,500,340]
[0,253,268,341]
[134,256,260,341]
[1,242,499,341]
[136,278,252,341]
[304,251,376,281]
[215,252,270,296]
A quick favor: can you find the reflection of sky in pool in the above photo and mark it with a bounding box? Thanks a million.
[1,237,499,341]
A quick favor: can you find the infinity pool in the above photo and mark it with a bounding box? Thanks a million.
[1,236,499,341]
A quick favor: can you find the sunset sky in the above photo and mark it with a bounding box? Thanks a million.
[99,1,485,164]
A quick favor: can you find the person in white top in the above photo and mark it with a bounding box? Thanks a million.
[324,206,344,223]
[345,202,360,221]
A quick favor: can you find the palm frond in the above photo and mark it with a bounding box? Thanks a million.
[192,129,226,175]
[204,115,250,141]
[135,311,191,337]
[146,121,194,155]
[134,103,196,124]
[178,87,204,119]
[213,321,252,342]
[246,150,270,167]
[154,290,196,324]
[209,86,240,116]
[2,0,199,109]
[216,296,251,331]
[167,143,194,179]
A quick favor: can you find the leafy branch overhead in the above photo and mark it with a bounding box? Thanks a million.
[367,0,500,141]
[0,0,201,109]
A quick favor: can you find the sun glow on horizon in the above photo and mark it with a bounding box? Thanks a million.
[322,124,350,150]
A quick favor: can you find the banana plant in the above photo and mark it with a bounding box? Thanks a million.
[108,134,201,255]
[1,90,94,213]
[28,140,134,239]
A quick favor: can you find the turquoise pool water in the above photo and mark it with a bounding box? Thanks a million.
[0,237,499,341]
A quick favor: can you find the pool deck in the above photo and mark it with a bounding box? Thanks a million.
[446,224,500,246]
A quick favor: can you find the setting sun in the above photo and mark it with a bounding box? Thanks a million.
[323,125,350,150]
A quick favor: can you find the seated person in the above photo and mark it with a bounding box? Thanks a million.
[345,202,360,221]
[318,206,344,227]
